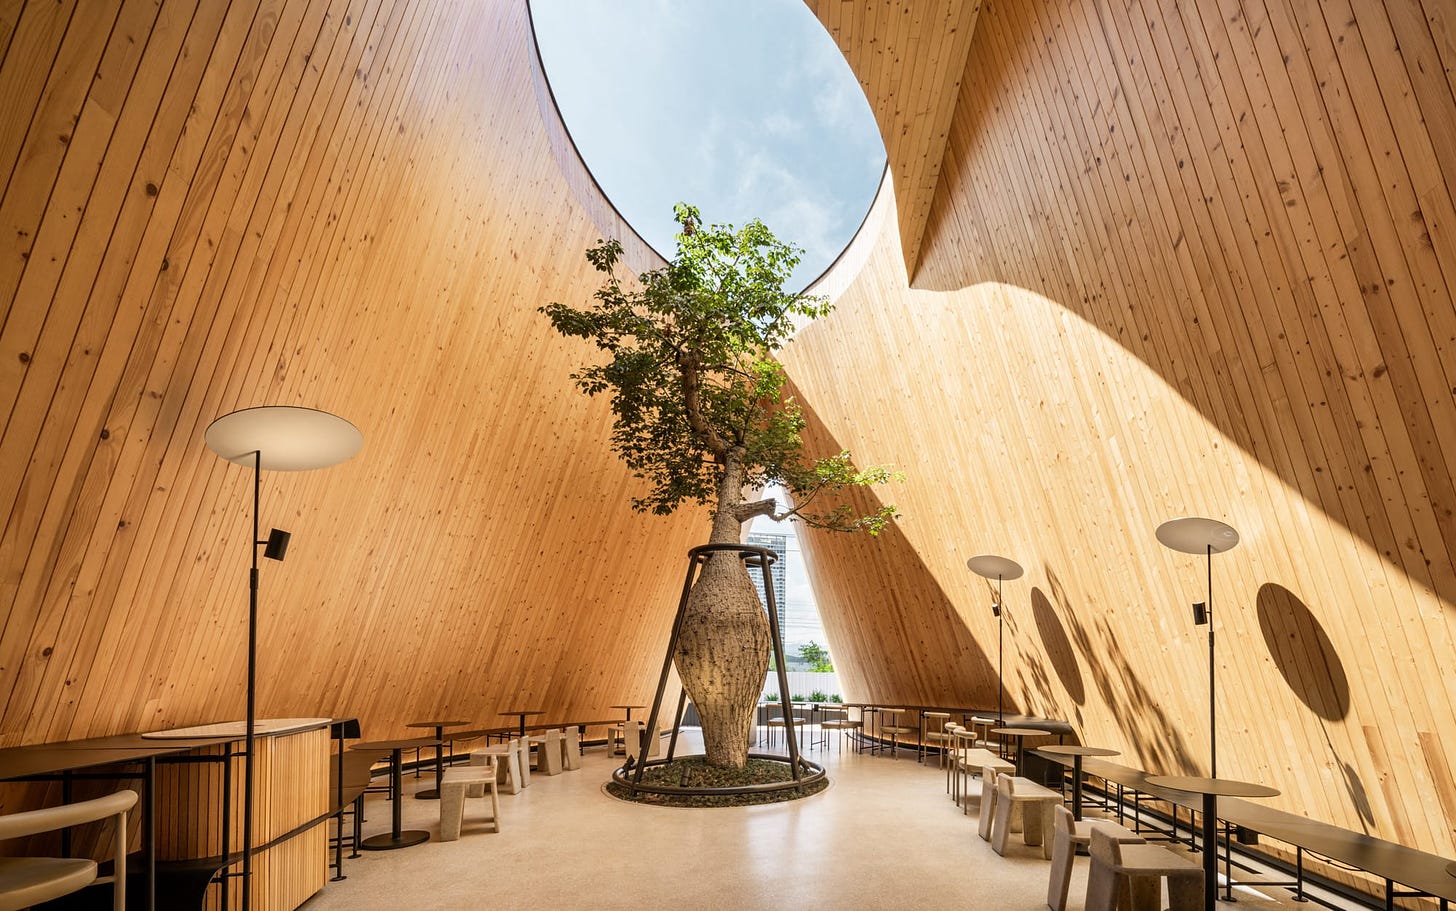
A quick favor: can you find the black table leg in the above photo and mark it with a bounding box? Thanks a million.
[145,758,155,911]
[416,726,443,800]
[361,749,429,850]
[1202,793,1218,911]
[1071,755,1084,820]
[332,736,346,880]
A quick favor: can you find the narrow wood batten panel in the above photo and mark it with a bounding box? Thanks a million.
[790,0,1456,868]
[808,0,982,279]
[0,0,706,779]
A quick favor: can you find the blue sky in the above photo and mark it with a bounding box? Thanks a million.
[530,0,886,290]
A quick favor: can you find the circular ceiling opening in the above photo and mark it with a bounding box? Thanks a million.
[530,0,886,291]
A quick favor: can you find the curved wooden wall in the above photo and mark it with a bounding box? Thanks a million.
[0,0,706,759]
[3,0,1454,887]
[791,0,1456,869]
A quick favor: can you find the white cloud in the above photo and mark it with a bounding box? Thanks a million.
[532,0,885,288]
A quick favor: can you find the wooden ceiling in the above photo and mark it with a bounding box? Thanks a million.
[2,0,1454,892]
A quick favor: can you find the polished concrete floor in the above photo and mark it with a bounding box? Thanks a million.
[301,729,1346,911]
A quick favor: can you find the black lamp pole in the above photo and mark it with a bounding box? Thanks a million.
[1205,543,1215,778]
[243,452,259,910]
[996,574,1004,726]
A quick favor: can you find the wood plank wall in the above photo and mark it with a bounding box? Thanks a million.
[806,0,983,279]
[789,0,1456,882]
[0,0,708,796]
[5,0,1455,897]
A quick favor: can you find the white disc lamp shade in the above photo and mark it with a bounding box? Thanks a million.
[205,406,362,469]
[966,554,1024,580]
[1155,516,1239,555]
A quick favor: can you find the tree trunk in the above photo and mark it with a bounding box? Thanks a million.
[673,451,771,768]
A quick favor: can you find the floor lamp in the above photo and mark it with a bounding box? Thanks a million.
[967,554,1024,726]
[1156,516,1239,778]
[205,406,362,910]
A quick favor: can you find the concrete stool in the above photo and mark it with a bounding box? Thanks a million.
[978,765,1001,841]
[991,774,1062,855]
[1047,805,1144,911]
[1086,826,1203,911]
[471,739,525,794]
[516,737,531,786]
[531,730,564,775]
[562,727,581,770]
[438,767,499,840]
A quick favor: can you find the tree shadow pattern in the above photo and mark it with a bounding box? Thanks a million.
[1041,565,1196,773]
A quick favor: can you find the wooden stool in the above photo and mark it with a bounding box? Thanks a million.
[820,706,861,754]
[921,711,951,765]
[1086,826,1203,911]
[1047,805,1144,911]
[878,708,916,757]
[438,767,499,840]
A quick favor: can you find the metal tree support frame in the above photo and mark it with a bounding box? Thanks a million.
[614,542,826,797]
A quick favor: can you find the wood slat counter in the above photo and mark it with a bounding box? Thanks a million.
[145,718,331,911]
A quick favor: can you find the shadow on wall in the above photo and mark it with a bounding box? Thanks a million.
[912,0,1456,616]
[1042,566,1196,773]
[1031,586,1086,708]
[1003,584,1087,728]
[1256,582,1374,831]
[1255,582,1350,721]
[788,388,1003,709]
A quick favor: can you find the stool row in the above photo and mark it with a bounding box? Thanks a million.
[967,762,1203,911]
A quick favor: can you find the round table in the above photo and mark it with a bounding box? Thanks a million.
[610,704,645,721]
[1038,744,1120,819]
[1147,775,1279,911]
[498,710,544,738]
[351,737,440,849]
[990,726,1050,768]
[405,720,468,800]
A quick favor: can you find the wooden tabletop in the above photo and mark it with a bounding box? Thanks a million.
[350,737,440,753]
[609,705,644,710]
[498,710,544,717]
[1038,744,1120,758]
[406,720,468,729]
[0,742,207,780]
[991,726,1050,737]
[1146,774,1280,799]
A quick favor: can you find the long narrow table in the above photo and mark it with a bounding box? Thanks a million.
[0,735,233,911]
[1033,751,1456,908]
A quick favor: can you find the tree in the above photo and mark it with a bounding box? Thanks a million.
[541,204,898,768]
[797,641,834,673]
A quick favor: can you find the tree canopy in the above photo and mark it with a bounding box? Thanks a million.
[540,204,898,533]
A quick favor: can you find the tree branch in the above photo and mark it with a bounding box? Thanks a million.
[732,498,779,523]
[678,350,729,457]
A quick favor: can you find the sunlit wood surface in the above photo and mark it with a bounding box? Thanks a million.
[0,0,702,772]
[2,0,1455,902]
[788,0,1456,889]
